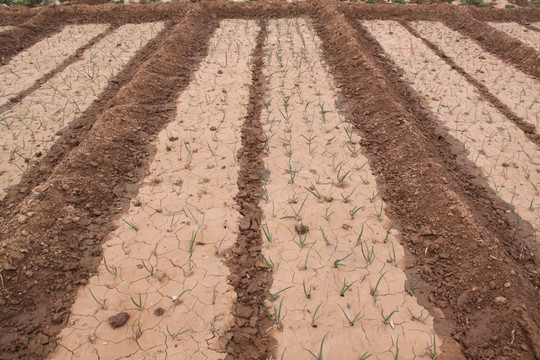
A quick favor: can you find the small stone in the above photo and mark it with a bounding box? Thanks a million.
[51,313,63,324]
[210,126,217,131]
[17,215,27,224]
[21,230,29,236]
[504,282,511,288]
[494,296,507,304]
[521,344,529,351]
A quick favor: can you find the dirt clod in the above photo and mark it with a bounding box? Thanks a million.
[108,312,130,329]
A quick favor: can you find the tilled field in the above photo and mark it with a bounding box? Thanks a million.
[0,1,539,359]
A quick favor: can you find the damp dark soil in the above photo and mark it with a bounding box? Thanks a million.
[0,1,539,360]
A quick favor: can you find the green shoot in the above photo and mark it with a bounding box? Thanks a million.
[320,227,330,245]
[381,309,399,324]
[426,330,437,359]
[373,200,383,219]
[408,271,422,297]
[349,205,365,219]
[131,293,143,310]
[385,222,393,243]
[359,352,373,360]
[262,223,273,243]
[408,303,432,322]
[339,277,357,297]
[341,188,355,203]
[303,279,312,299]
[89,288,106,309]
[360,240,374,265]
[338,304,364,326]
[356,224,365,246]
[312,301,324,326]
[369,187,383,202]
[122,218,138,231]
[336,167,350,186]
[334,253,352,268]
[268,286,294,302]
[261,254,275,271]
[372,271,387,304]
[171,288,192,307]
[166,325,191,339]
[142,260,163,281]
[305,332,329,360]
[260,296,284,328]
[306,184,323,201]
[103,257,117,277]
[303,248,311,270]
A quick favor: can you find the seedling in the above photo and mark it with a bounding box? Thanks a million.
[142,260,163,281]
[385,222,394,243]
[320,227,330,245]
[426,330,437,359]
[131,293,143,311]
[341,188,355,203]
[372,271,387,304]
[122,218,138,231]
[336,167,351,186]
[381,309,399,324]
[311,301,324,326]
[339,277,357,297]
[304,332,329,360]
[297,231,312,248]
[360,240,375,265]
[260,296,284,328]
[303,279,312,299]
[303,248,311,270]
[166,325,191,340]
[132,319,142,340]
[89,288,106,309]
[349,205,365,219]
[282,194,309,220]
[268,286,294,302]
[324,207,334,221]
[359,352,373,360]
[262,223,273,243]
[171,288,192,308]
[408,271,422,297]
[261,254,275,271]
[306,184,323,201]
[334,253,352,268]
[408,303,432,322]
[373,200,384,219]
[338,304,365,326]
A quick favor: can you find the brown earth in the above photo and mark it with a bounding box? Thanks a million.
[0,1,539,359]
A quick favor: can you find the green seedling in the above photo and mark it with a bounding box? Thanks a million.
[408,303,432,322]
[282,194,309,220]
[360,240,374,265]
[359,352,373,360]
[131,293,143,310]
[426,330,437,359]
[393,335,400,360]
[381,309,399,324]
[341,188,355,203]
[372,271,387,304]
[339,277,357,297]
[142,260,163,281]
[391,241,397,266]
[306,184,323,201]
[261,254,275,271]
[374,200,384,219]
[356,224,365,246]
[268,286,294,302]
[303,248,311,270]
[305,332,329,360]
[346,143,361,157]
[349,205,365,219]
[385,222,394,243]
[166,325,191,339]
[324,207,334,221]
[102,257,117,276]
[338,304,365,326]
[259,164,271,183]
[336,167,351,186]
[303,279,312,299]
[334,253,352,268]
[320,227,330,245]
[297,232,313,248]
[89,288,106,309]
[262,223,273,243]
[122,218,138,231]
[260,296,284,328]
[132,319,142,340]
[211,317,234,347]
[312,301,324,326]
[408,271,422,297]
[171,288,192,308]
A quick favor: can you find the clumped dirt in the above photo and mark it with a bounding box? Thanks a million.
[0,1,539,360]
[108,312,130,328]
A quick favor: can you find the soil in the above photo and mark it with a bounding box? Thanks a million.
[0,1,539,360]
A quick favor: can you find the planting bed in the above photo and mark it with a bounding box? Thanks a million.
[0,2,539,360]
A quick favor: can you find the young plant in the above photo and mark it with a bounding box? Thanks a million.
[372,271,387,304]
[339,277,357,297]
[262,223,273,243]
[268,286,294,302]
[89,288,106,309]
[261,254,275,271]
[381,309,399,324]
[306,183,323,201]
[336,167,350,187]
[305,332,329,360]
[166,325,191,339]
[360,240,375,265]
[303,279,312,299]
[349,205,365,219]
[408,303,432,322]
[260,296,285,329]
[426,330,437,359]
[171,288,192,308]
[338,304,365,326]
[333,253,352,268]
[311,301,324,327]
[131,293,143,311]
[320,227,330,245]
[408,271,422,297]
[142,260,163,281]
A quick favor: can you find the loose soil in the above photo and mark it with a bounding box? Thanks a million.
[0,1,539,360]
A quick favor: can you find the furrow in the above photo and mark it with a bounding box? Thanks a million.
[224,18,278,360]
[364,20,540,249]
[259,17,438,359]
[411,21,540,134]
[0,22,165,199]
[488,22,540,52]
[0,24,109,106]
[50,19,258,360]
